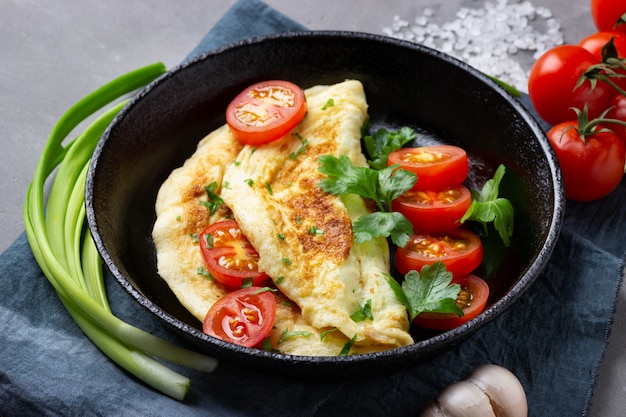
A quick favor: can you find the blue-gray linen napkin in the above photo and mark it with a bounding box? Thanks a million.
[1,0,624,416]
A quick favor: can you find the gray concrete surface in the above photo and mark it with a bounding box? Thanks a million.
[1,0,622,415]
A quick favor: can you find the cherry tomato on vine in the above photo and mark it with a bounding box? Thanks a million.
[579,31,626,92]
[391,185,472,233]
[579,31,626,60]
[226,80,307,146]
[387,145,468,191]
[413,274,489,331]
[199,220,270,288]
[606,93,626,146]
[528,45,613,125]
[203,287,276,348]
[395,228,483,278]
[547,121,625,202]
[591,0,626,34]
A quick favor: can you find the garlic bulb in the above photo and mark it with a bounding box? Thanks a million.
[420,364,527,417]
[467,364,528,417]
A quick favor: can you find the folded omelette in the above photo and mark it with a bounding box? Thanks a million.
[152,80,413,355]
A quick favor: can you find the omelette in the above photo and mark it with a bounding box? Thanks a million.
[153,80,414,355]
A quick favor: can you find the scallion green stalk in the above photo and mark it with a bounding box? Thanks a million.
[24,62,218,401]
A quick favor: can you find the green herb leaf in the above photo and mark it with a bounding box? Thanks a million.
[339,334,357,356]
[261,337,280,353]
[363,127,417,170]
[199,182,224,215]
[386,262,462,321]
[320,327,338,341]
[289,136,309,160]
[377,165,417,207]
[203,233,214,249]
[253,287,277,294]
[307,225,324,235]
[487,75,522,98]
[349,299,373,322]
[461,164,514,246]
[317,154,415,245]
[196,266,213,279]
[278,329,313,344]
[318,155,380,202]
[353,212,413,247]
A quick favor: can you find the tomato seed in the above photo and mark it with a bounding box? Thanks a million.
[402,150,447,164]
[228,318,245,338]
[404,190,432,205]
[456,288,473,309]
[437,189,461,204]
[242,307,260,324]
[409,235,469,257]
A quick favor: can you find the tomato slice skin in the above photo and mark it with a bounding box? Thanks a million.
[226,80,307,146]
[203,287,276,348]
[413,274,489,331]
[392,185,472,233]
[395,228,483,278]
[387,145,468,191]
[199,220,270,288]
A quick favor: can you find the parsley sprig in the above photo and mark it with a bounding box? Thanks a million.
[386,262,463,321]
[317,155,415,247]
[461,164,514,246]
[363,126,417,170]
[349,299,373,322]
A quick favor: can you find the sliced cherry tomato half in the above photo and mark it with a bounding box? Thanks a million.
[391,185,472,233]
[203,287,276,348]
[199,220,269,288]
[387,145,468,191]
[226,80,307,146]
[395,228,483,278]
[413,274,489,331]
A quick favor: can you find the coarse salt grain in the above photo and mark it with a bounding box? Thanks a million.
[381,0,564,92]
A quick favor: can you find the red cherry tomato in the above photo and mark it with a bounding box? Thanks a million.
[203,287,276,348]
[413,274,489,331]
[199,220,270,288]
[591,0,626,34]
[395,228,483,278]
[606,93,626,146]
[547,121,625,202]
[391,185,472,233]
[579,31,626,93]
[528,45,614,125]
[387,145,468,191]
[226,80,307,146]
[579,31,626,59]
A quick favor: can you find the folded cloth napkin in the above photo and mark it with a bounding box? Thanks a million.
[1,0,624,416]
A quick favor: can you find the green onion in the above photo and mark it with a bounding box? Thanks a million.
[23,62,218,400]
